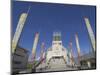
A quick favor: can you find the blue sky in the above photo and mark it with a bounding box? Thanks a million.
[12,1,96,59]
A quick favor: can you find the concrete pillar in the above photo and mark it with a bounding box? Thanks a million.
[87,61,91,68]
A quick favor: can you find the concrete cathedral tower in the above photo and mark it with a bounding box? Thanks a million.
[46,32,69,70]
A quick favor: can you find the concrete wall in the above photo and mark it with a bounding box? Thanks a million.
[12,46,29,73]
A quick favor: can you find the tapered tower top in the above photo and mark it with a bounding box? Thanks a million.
[53,32,61,41]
